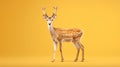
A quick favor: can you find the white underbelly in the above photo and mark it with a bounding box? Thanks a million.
[62,38,73,42]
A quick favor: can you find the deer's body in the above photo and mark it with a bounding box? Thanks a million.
[50,27,83,42]
[42,7,84,62]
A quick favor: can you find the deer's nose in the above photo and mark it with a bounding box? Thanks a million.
[49,23,51,25]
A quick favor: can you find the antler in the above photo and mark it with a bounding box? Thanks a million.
[53,6,57,14]
[42,7,48,19]
[51,7,57,20]
[42,7,46,15]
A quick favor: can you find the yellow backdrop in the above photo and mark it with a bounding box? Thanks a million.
[0,0,120,66]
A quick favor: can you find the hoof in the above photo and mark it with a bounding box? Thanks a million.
[61,59,64,62]
[81,58,84,62]
[51,59,55,62]
[74,59,78,62]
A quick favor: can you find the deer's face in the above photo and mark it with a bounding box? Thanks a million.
[43,13,56,26]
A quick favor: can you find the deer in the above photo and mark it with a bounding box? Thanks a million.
[42,7,84,62]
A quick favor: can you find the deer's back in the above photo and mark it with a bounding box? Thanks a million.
[54,28,83,41]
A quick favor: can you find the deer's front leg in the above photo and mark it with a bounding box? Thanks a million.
[51,41,58,62]
[59,42,64,62]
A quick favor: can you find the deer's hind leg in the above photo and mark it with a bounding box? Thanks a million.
[72,41,80,62]
[72,40,84,62]
[78,42,84,62]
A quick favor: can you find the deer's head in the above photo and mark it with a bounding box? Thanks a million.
[42,7,57,26]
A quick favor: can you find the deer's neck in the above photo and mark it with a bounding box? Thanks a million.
[48,24,56,37]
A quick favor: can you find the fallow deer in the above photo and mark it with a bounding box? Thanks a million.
[42,7,84,62]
